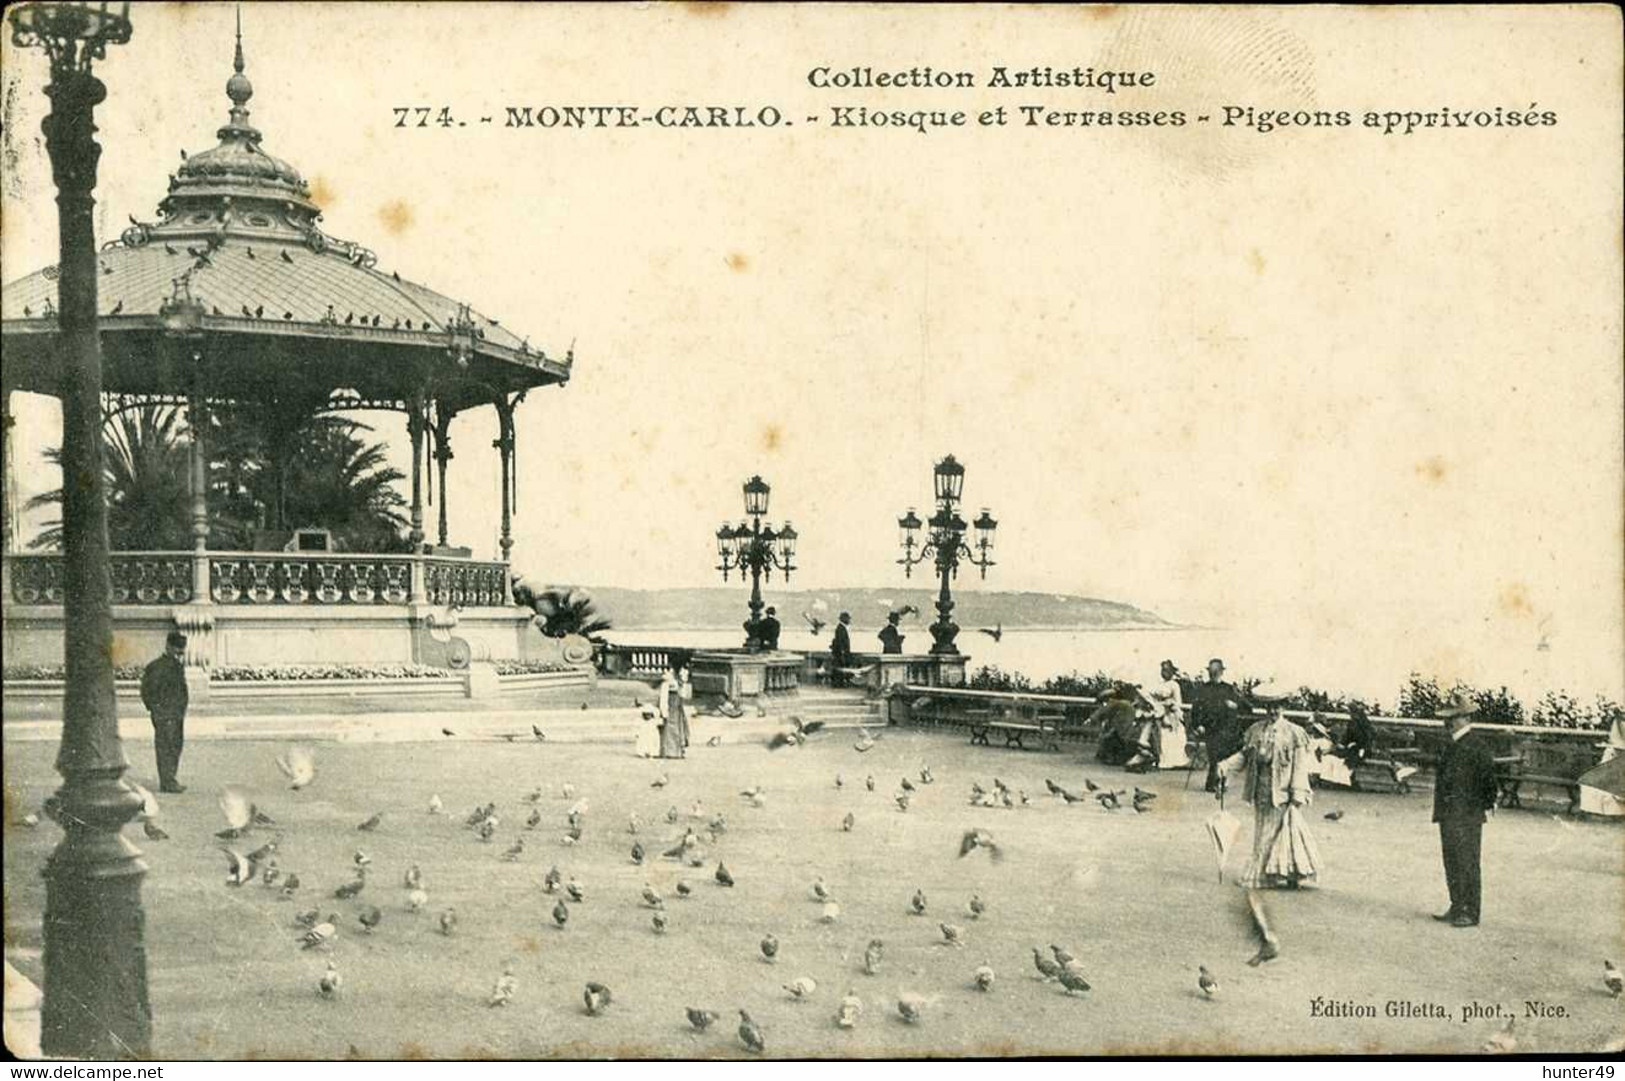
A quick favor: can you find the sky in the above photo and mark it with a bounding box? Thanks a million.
[2,4,1620,693]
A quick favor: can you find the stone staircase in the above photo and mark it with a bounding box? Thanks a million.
[755,685,883,730]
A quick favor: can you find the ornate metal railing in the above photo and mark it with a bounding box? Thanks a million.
[5,551,510,607]
[423,557,507,607]
[9,552,194,605]
[209,553,416,605]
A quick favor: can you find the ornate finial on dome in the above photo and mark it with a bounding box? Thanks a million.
[225,4,255,131]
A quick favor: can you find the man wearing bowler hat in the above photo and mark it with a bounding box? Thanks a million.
[141,631,191,793]
[1431,693,1498,927]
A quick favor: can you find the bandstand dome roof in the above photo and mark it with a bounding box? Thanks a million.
[1,28,571,417]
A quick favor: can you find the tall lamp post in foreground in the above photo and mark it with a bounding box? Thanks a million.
[897,454,999,655]
[10,0,151,1059]
[715,475,797,650]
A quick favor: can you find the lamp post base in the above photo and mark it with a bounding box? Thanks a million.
[39,776,151,1060]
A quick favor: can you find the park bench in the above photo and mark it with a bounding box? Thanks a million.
[1495,742,1588,814]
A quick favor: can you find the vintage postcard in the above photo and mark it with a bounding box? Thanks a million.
[1,1,1621,1065]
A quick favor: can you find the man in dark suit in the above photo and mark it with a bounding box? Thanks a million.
[1432,693,1499,927]
[141,631,191,793]
[1190,658,1245,792]
[877,611,905,654]
[828,611,853,686]
[759,606,782,651]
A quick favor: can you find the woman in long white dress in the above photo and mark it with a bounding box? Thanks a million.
[1149,660,1190,769]
[1218,683,1323,890]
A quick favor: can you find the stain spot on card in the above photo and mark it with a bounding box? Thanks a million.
[725,251,749,272]
[309,175,337,211]
[760,423,783,452]
[1248,248,1267,274]
[377,198,415,236]
[1414,455,1448,484]
[1497,582,1535,619]
[680,1,731,17]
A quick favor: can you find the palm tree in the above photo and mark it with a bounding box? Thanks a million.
[28,402,409,553]
[512,582,613,640]
[27,405,192,550]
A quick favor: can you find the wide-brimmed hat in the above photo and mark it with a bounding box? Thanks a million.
[1435,693,1479,720]
[1248,681,1288,704]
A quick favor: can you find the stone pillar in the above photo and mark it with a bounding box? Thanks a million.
[432,405,453,549]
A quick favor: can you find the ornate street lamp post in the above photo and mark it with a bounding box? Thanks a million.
[714,475,797,650]
[897,454,999,655]
[9,1,150,1059]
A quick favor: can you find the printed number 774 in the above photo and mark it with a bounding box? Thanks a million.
[392,107,456,128]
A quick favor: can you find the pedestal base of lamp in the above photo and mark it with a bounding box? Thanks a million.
[39,781,152,1060]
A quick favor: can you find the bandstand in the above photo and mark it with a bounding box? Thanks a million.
[0,31,573,692]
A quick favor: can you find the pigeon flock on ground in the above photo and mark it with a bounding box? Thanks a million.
[50,719,1615,1059]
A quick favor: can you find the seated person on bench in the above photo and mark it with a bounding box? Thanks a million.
[1093,684,1150,768]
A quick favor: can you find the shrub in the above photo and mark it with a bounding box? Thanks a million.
[211,663,450,681]
[493,660,573,676]
[4,664,144,681]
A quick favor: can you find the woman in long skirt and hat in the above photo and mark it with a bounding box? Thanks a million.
[1218,681,1323,965]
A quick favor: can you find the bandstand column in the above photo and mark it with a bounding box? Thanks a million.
[433,405,453,549]
[493,394,516,604]
[187,395,210,596]
[407,398,427,602]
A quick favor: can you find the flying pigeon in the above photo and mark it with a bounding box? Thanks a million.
[737,1009,764,1054]
[959,828,1003,861]
[222,847,257,887]
[215,786,260,838]
[978,623,1003,642]
[583,982,613,1016]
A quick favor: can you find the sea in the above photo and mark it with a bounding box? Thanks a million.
[603,623,1624,711]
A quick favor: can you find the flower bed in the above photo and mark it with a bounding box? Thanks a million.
[494,660,577,676]
[4,664,144,681]
[210,663,450,682]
